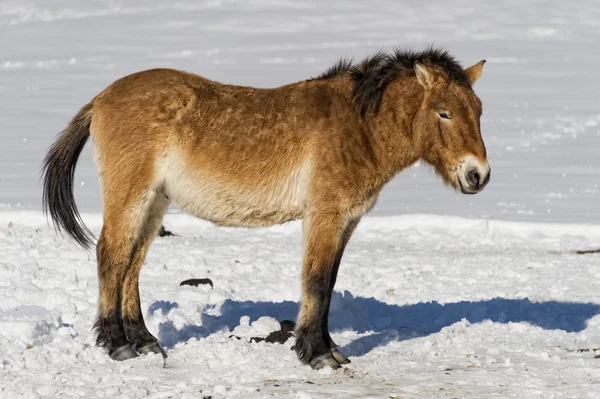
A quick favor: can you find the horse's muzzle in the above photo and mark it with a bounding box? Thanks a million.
[460,167,490,194]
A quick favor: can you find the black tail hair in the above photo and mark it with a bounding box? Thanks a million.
[41,103,94,248]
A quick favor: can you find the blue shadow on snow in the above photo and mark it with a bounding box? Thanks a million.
[151,291,600,357]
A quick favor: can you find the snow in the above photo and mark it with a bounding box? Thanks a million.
[2,0,600,398]
[2,212,600,398]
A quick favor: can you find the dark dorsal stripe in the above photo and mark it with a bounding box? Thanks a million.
[315,47,469,115]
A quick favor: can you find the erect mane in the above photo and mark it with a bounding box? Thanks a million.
[315,47,469,115]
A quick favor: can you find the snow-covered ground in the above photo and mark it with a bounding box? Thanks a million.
[2,212,600,398]
[2,0,600,398]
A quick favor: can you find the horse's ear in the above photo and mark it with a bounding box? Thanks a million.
[414,62,434,90]
[465,60,486,85]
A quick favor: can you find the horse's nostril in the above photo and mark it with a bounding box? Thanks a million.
[466,169,480,188]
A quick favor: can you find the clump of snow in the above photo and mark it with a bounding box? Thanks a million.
[251,316,281,335]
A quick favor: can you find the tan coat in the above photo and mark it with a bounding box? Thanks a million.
[42,48,489,368]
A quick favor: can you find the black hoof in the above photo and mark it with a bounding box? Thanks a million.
[110,345,139,361]
[309,353,341,370]
[138,342,168,360]
[331,346,351,364]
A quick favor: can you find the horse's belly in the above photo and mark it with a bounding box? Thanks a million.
[177,185,306,227]
[161,158,310,228]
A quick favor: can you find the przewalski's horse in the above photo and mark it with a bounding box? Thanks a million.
[42,48,490,369]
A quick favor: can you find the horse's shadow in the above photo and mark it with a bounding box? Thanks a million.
[150,291,600,357]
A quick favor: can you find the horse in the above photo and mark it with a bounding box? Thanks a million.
[42,47,490,370]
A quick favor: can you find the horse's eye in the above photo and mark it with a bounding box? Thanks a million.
[438,112,451,120]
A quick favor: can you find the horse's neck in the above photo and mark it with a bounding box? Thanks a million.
[363,77,422,183]
[299,75,421,186]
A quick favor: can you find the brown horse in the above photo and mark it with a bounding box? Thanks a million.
[42,48,490,369]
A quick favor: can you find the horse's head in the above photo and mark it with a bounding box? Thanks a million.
[412,60,489,194]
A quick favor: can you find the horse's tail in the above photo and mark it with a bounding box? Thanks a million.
[41,102,95,248]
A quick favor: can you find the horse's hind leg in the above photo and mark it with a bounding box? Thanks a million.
[121,195,170,358]
[321,218,360,365]
[94,178,163,361]
[94,211,140,360]
[295,210,347,370]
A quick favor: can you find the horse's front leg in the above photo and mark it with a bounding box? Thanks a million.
[321,218,360,365]
[295,210,347,370]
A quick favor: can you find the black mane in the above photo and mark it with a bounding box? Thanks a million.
[315,47,469,115]
[317,58,355,80]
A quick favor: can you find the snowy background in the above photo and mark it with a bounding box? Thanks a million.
[1,1,600,398]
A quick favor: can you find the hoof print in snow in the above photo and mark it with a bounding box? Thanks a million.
[250,320,296,344]
[180,278,214,288]
[157,225,176,237]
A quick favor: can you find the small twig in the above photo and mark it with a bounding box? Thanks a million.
[549,248,600,255]
[574,248,600,255]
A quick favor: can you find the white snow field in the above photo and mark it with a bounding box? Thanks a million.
[2,0,600,398]
[3,213,600,398]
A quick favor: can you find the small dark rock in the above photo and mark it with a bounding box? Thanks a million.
[180,278,214,288]
[229,335,241,340]
[267,330,294,344]
[249,320,296,345]
[251,329,294,345]
[279,320,296,333]
[158,226,176,237]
